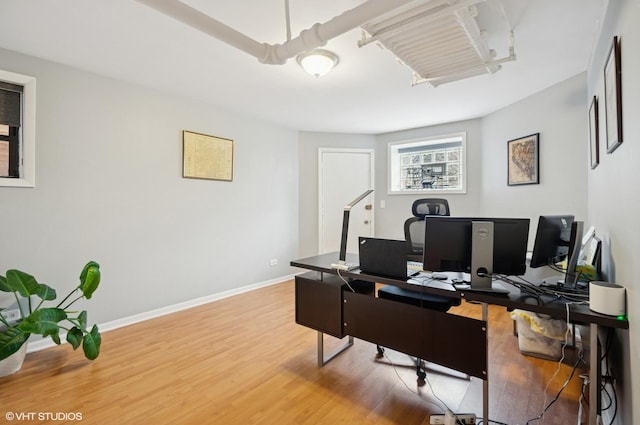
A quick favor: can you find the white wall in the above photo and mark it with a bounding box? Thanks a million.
[482,73,589,246]
[587,1,640,423]
[0,48,299,326]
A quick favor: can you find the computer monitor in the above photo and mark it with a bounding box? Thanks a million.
[423,217,530,289]
[530,215,575,268]
[530,215,584,286]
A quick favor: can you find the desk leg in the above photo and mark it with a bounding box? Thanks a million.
[589,323,601,425]
[482,303,489,425]
[317,331,354,367]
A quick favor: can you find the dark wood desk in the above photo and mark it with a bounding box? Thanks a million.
[291,252,628,425]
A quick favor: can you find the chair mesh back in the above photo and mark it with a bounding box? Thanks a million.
[412,198,450,217]
[407,219,425,254]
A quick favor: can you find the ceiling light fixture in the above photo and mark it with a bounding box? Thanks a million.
[296,49,339,78]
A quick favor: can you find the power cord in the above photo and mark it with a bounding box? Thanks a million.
[419,368,474,425]
[540,303,583,412]
[524,301,588,424]
[476,418,509,425]
[523,351,585,424]
[577,373,589,423]
[379,349,447,413]
[335,268,356,293]
[606,382,618,425]
[498,274,589,303]
[600,328,618,425]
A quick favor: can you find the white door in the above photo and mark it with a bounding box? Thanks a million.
[319,148,374,255]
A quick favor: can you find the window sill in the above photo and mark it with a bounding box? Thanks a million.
[388,188,466,195]
[0,177,35,188]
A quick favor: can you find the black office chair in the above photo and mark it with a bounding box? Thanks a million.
[376,198,459,386]
[375,286,461,385]
[404,198,450,262]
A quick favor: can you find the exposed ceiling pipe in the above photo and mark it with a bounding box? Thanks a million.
[284,0,292,41]
[134,0,415,65]
[134,0,267,61]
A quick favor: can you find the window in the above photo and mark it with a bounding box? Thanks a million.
[0,83,21,178]
[388,132,466,194]
[0,70,36,188]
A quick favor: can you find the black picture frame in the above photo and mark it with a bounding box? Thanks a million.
[507,133,539,186]
[589,95,599,169]
[604,36,622,154]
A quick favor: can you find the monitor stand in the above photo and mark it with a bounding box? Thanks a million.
[563,220,584,289]
[541,220,585,290]
[471,221,493,289]
[468,221,509,294]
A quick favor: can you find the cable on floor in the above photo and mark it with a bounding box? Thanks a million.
[520,301,588,424]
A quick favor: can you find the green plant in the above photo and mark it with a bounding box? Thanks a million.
[0,261,102,362]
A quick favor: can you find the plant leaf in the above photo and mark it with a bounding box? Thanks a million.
[49,330,62,345]
[79,261,100,299]
[17,308,67,335]
[77,311,88,330]
[6,270,41,297]
[37,283,57,301]
[0,327,30,361]
[66,327,83,350]
[82,325,101,360]
[0,275,10,292]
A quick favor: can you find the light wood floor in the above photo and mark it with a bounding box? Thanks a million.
[1,280,587,425]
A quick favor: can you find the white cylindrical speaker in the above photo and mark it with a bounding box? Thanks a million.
[589,281,626,316]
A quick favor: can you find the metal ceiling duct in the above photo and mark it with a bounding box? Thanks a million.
[359,0,516,87]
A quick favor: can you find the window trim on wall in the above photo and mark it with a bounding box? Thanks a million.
[0,69,36,188]
[387,132,467,195]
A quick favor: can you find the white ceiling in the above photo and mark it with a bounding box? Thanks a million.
[0,0,605,134]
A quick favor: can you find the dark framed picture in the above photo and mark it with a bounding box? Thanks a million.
[589,96,599,169]
[604,36,622,154]
[507,133,539,186]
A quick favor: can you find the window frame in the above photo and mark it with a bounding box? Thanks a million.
[0,69,36,188]
[387,132,467,195]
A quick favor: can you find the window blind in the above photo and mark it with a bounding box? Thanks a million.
[0,82,23,127]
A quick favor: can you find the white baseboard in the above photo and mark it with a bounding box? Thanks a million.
[26,273,296,354]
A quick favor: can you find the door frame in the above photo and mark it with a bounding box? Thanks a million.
[318,147,375,254]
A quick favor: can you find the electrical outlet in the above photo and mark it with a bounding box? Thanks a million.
[1,309,20,323]
[270,259,278,266]
[430,413,477,424]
